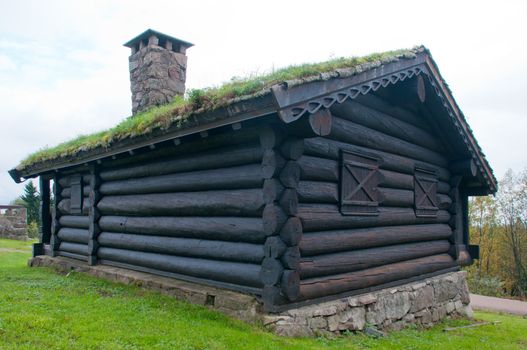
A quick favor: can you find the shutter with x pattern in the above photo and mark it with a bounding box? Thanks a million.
[340,151,379,216]
[414,167,438,217]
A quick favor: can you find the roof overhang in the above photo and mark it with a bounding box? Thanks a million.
[10,49,496,194]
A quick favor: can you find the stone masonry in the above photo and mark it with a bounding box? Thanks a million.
[128,34,188,114]
[264,271,473,337]
[28,255,472,337]
[0,205,28,240]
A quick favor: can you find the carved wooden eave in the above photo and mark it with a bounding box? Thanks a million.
[270,51,497,194]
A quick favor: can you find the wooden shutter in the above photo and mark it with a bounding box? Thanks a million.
[414,167,438,217]
[340,150,379,216]
[69,175,83,215]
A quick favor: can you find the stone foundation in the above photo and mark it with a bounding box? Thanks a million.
[29,255,471,337]
[264,271,472,337]
[0,206,28,240]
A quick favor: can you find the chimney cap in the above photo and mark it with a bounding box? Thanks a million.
[123,29,194,49]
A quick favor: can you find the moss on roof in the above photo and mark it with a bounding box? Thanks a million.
[17,46,425,172]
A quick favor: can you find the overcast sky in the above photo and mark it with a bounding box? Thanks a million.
[1,0,526,203]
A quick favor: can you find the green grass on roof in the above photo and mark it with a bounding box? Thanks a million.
[18,47,421,171]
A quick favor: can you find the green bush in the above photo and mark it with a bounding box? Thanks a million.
[27,221,39,239]
[467,273,505,297]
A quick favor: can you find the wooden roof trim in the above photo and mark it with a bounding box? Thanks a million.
[270,53,496,193]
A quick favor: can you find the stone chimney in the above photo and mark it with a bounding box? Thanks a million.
[124,29,193,114]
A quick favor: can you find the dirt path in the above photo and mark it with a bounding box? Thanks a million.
[0,248,30,253]
[470,294,527,316]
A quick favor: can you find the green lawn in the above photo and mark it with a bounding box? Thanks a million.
[1,238,526,350]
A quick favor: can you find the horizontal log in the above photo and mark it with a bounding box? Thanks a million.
[298,155,338,181]
[98,232,263,263]
[298,205,450,232]
[103,127,260,169]
[97,247,262,288]
[279,161,301,189]
[260,258,284,285]
[378,187,414,207]
[300,224,452,256]
[264,236,287,258]
[297,181,338,203]
[259,125,286,150]
[298,182,427,208]
[100,144,263,181]
[280,138,304,160]
[281,270,300,301]
[59,242,88,256]
[449,159,477,177]
[59,215,90,229]
[304,137,450,182]
[279,189,298,215]
[437,194,453,210]
[262,204,288,236]
[58,174,91,188]
[98,189,265,217]
[299,254,456,300]
[263,179,284,203]
[331,101,444,152]
[57,198,90,215]
[98,216,266,243]
[300,240,451,278]
[60,185,91,198]
[100,164,263,195]
[330,116,448,167]
[57,228,89,244]
[262,150,286,178]
[281,246,300,270]
[298,155,450,194]
[285,108,333,136]
[279,217,303,246]
[355,93,432,132]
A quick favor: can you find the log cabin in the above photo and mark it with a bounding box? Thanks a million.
[9,29,496,313]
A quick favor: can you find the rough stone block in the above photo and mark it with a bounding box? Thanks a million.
[410,285,434,313]
[384,292,410,320]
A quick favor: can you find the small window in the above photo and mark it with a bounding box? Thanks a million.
[70,175,83,215]
[340,150,379,216]
[414,167,438,217]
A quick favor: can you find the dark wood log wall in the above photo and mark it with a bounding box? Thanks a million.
[52,173,92,260]
[259,126,303,307]
[90,133,267,294]
[295,96,458,302]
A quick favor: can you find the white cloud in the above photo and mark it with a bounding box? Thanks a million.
[0,54,16,70]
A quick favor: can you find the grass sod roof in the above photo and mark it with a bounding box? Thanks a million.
[16,47,423,173]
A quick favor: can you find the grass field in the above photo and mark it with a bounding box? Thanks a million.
[1,238,526,350]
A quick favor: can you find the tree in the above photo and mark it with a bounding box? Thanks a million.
[496,169,527,297]
[19,182,40,225]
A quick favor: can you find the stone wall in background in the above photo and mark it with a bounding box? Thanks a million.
[264,271,472,337]
[0,205,28,240]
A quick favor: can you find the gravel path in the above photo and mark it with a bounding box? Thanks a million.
[470,294,527,316]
